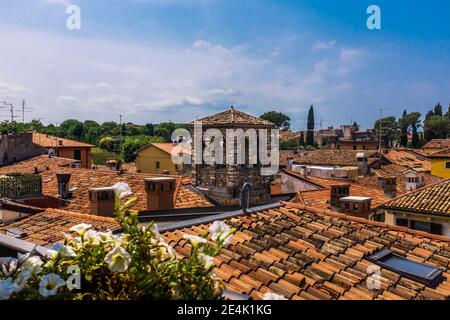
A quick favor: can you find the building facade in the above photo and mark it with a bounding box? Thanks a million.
[378,179,450,236]
[189,107,276,206]
[428,149,450,179]
[32,132,94,168]
[136,143,189,175]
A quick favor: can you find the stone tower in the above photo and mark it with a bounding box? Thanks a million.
[188,106,276,206]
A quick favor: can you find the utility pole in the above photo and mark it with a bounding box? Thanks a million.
[378,108,390,151]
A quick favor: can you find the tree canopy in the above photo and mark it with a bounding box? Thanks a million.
[259,111,291,130]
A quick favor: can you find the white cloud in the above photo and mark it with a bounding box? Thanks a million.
[0,25,372,125]
[313,40,336,50]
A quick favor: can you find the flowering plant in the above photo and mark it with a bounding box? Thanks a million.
[0,182,235,300]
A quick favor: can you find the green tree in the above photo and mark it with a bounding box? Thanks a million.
[154,122,183,141]
[400,110,408,147]
[373,116,399,147]
[299,131,305,146]
[144,123,154,136]
[280,139,299,150]
[259,111,291,130]
[446,104,450,120]
[424,115,450,140]
[408,112,421,148]
[121,136,165,163]
[306,105,315,146]
[434,103,443,117]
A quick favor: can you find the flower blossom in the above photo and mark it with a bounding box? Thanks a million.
[53,243,77,258]
[209,221,232,244]
[104,246,131,273]
[183,234,207,245]
[198,253,214,269]
[69,223,92,235]
[0,278,18,300]
[112,182,133,199]
[39,274,66,297]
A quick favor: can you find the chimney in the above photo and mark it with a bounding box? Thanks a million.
[330,184,350,208]
[89,187,116,217]
[404,171,424,191]
[339,196,372,217]
[145,177,176,211]
[286,157,293,171]
[378,176,397,198]
[56,173,71,199]
[356,152,368,176]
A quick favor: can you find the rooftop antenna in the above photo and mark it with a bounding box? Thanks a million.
[378,107,390,151]
[21,100,33,132]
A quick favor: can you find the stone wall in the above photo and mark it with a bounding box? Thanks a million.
[192,126,275,205]
[0,133,44,166]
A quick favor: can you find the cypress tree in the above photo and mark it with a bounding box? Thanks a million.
[400,109,408,147]
[306,105,315,146]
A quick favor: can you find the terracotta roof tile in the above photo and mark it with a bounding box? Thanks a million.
[0,155,213,213]
[188,107,274,128]
[0,208,119,246]
[281,149,379,167]
[423,139,450,150]
[32,132,94,148]
[162,201,450,300]
[380,179,450,216]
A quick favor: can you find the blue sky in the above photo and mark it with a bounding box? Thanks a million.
[0,0,449,130]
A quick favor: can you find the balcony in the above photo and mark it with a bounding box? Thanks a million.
[0,173,43,199]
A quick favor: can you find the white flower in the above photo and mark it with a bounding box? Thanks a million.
[83,229,101,245]
[112,182,133,199]
[45,249,58,260]
[209,221,232,244]
[0,278,18,300]
[183,234,207,245]
[69,223,92,235]
[150,224,161,240]
[263,292,287,300]
[159,240,176,258]
[97,230,114,243]
[39,274,66,297]
[52,243,77,258]
[14,271,31,292]
[21,256,43,275]
[104,246,131,273]
[198,253,214,269]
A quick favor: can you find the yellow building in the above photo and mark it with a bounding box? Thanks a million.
[378,179,450,236]
[428,149,450,179]
[136,143,189,175]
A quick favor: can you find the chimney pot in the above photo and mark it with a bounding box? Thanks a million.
[144,177,176,211]
[330,184,350,208]
[56,173,71,199]
[378,176,397,198]
[88,187,116,216]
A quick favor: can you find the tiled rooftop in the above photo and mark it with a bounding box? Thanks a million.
[354,164,442,194]
[428,148,450,159]
[381,150,431,172]
[423,139,450,150]
[0,155,213,213]
[293,175,391,210]
[188,107,275,128]
[281,149,379,167]
[163,202,450,300]
[0,208,119,246]
[32,132,94,148]
[380,180,450,217]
